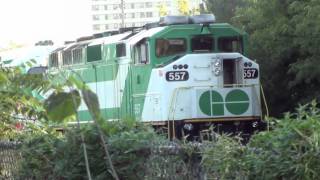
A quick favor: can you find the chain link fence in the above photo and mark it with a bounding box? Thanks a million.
[0,141,21,180]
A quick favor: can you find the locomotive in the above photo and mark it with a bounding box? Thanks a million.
[47,14,264,139]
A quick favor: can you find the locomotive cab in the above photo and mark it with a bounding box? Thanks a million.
[133,15,263,138]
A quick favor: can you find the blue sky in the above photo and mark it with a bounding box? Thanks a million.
[0,0,92,46]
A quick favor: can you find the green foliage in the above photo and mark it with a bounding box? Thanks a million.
[201,102,320,179]
[0,63,52,139]
[205,0,247,23]
[82,88,101,121]
[44,90,81,122]
[202,135,248,179]
[177,0,191,15]
[233,0,320,116]
[17,121,165,179]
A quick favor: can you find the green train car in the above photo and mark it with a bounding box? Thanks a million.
[47,14,264,138]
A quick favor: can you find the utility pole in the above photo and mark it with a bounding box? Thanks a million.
[121,0,125,28]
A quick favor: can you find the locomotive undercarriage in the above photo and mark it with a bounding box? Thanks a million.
[153,118,266,142]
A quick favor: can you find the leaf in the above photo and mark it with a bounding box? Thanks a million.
[26,61,33,68]
[81,88,101,120]
[68,76,85,90]
[30,59,37,64]
[44,90,81,122]
[0,72,8,84]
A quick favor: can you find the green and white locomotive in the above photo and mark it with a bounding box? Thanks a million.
[48,14,264,138]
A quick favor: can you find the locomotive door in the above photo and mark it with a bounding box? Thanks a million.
[223,58,243,87]
[131,38,151,120]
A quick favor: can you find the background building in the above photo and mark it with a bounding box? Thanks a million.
[91,0,203,32]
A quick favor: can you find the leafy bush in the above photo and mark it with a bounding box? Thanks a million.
[17,119,163,179]
[246,102,320,180]
[201,102,320,180]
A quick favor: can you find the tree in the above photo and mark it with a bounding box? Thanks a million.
[177,0,190,15]
[158,3,168,16]
[205,0,246,23]
[234,0,320,116]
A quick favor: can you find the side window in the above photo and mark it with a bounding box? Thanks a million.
[134,39,149,64]
[116,43,126,57]
[218,37,243,53]
[156,38,186,57]
[72,44,87,64]
[191,36,214,53]
[49,52,59,68]
[62,50,72,65]
[87,44,102,62]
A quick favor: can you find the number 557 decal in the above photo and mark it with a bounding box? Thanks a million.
[244,68,258,79]
[166,71,189,81]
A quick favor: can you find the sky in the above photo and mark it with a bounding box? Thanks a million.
[0,0,92,46]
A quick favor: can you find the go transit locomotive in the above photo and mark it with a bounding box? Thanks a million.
[47,14,264,138]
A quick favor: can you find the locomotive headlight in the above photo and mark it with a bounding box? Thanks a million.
[183,123,194,131]
[214,67,221,76]
[214,59,221,67]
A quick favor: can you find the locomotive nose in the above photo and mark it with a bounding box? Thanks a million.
[162,53,260,120]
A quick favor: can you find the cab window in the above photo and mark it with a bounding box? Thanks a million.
[156,38,186,57]
[134,39,149,64]
[218,37,243,53]
[191,36,214,53]
[87,44,102,62]
[116,43,126,57]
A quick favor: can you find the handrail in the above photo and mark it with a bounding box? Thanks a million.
[260,85,270,131]
[167,88,179,139]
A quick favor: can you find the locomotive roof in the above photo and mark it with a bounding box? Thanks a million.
[88,32,132,46]
[51,14,245,52]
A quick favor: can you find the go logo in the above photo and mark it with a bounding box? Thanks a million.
[199,89,250,116]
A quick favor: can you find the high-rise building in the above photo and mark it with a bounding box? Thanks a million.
[91,0,202,32]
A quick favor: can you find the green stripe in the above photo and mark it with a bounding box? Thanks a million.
[70,64,119,83]
[78,108,121,121]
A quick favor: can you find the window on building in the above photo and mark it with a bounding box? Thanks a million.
[114,23,119,29]
[191,36,214,53]
[125,13,134,19]
[93,24,100,31]
[105,14,108,20]
[146,12,153,18]
[113,4,119,10]
[116,43,126,57]
[218,37,243,53]
[92,5,99,11]
[134,39,149,64]
[87,45,102,62]
[131,3,135,9]
[113,14,119,19]
[140,12,145,18]
[104,5,108,10]
[105,24,109,30]
[146,2,152,8]
[156,39,187,57]
[92,15,100,21]
[139,3,145,8]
